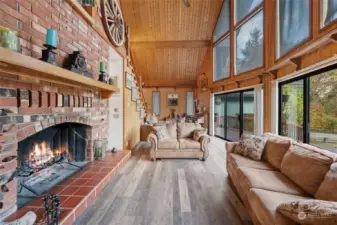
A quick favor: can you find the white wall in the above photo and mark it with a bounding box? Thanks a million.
[108,47,123,150]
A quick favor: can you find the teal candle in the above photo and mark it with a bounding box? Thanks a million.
[100,62,105,72]
[46,29,57,47]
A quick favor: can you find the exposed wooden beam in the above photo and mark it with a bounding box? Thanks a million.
[131,40,211,49]
[143,80,197,88]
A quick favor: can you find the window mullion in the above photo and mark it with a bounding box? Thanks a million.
[303,77,310,143]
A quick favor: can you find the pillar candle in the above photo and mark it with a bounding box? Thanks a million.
[46,29,57,48]
[100,62,106,72]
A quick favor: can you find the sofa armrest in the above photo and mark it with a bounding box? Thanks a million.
[147,132,158,160]
[147,132,158,150]
[226,142,239,154]
[199,135,211,159]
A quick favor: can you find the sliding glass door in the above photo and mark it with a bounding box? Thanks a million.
[279,66,337,152]
[214,89,255,141]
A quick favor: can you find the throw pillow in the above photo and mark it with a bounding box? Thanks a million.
[193,129,208,141]
[153,125,170,141]
[233,134,267,161]
[277,200,337,225]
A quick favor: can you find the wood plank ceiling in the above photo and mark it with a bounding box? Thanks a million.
[121,0,223,87]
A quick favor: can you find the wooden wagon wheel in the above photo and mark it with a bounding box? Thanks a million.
[101,0,125,47]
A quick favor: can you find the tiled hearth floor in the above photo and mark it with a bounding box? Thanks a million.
[4,151,131,225]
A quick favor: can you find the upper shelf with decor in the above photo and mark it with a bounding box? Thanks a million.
[0,47,119,99]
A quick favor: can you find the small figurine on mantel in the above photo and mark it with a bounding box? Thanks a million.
[98,62,109,83]
[41,29,57,65]
[66,51,93,78]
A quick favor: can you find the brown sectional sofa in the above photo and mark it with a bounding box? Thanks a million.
[226,132,337,225]
[147,121,210,160]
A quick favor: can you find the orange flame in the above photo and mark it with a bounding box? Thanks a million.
[29,141,72,167]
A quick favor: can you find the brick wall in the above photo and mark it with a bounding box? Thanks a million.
[0,0,121,219]
[0,0,114,80]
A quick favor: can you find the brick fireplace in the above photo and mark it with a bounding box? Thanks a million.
[0,73,110,220]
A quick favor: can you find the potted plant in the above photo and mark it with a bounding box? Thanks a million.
[82,0,95,6]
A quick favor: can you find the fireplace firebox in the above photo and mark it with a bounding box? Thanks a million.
[17,123,90,208]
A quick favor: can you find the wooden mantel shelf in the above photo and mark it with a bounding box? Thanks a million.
[0,47,119,99]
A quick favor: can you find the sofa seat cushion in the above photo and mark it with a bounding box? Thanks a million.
[179,138,200,149]
[315,162,337,201]
[248,188,310,225]
[262,133,292,170]
[281,142,337,195]
[238,167,308,196]
[157,139,180,150]
[229,153,276,171]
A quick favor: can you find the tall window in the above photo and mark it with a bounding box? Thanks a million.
[214,36,230,81]
[186,92,194,116]
[279,67,337,152]
[235,10,263,74]
[321,0,337,28]
[152,92,160,116]
[236,0,263,23]
[276,0,310,58]
[214,89,255,141]
[213,0,230,42]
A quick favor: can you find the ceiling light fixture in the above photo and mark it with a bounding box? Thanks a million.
[183,0,190,8]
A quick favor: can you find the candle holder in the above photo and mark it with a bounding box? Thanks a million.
[99,71,108,83]
[41,44,57,65]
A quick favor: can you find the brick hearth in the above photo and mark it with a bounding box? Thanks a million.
[4,151,131,225]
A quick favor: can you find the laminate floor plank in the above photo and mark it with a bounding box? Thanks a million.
[74,138,245,225]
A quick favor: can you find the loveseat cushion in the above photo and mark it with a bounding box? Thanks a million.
[248,188,310,225]
[177,122,201,138]
[262,133,292,170]
[229,153,275,171]
[157,139,179,149]
[179,138,200,149]
[277,199,337,225]
[238,167,308,196]
[233,134,268,161]
[315,162,337,201]
[166,121,177,139]
[281,142,337,195]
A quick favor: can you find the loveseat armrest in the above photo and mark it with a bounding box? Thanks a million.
[147,132,158,161]
[226,142,239,154]
[199,135,211,159]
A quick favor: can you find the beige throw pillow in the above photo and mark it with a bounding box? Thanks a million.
[277,200,337,225]
[233,134,268,161]
[153,125,170,141]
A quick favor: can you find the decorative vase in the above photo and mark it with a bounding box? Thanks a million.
[109,77,114,85]
[0,26,19,52]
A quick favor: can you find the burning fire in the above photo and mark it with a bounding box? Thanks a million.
[29,141,72,167]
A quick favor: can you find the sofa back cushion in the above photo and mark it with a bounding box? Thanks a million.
[262,133,292,170]
[177,122,201,138]
[281,142,336,195]
[166,121,177,139]
[315,162,337,201]
[153,125,170,141]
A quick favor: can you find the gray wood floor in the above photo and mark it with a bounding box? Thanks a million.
[74,138,244,225]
